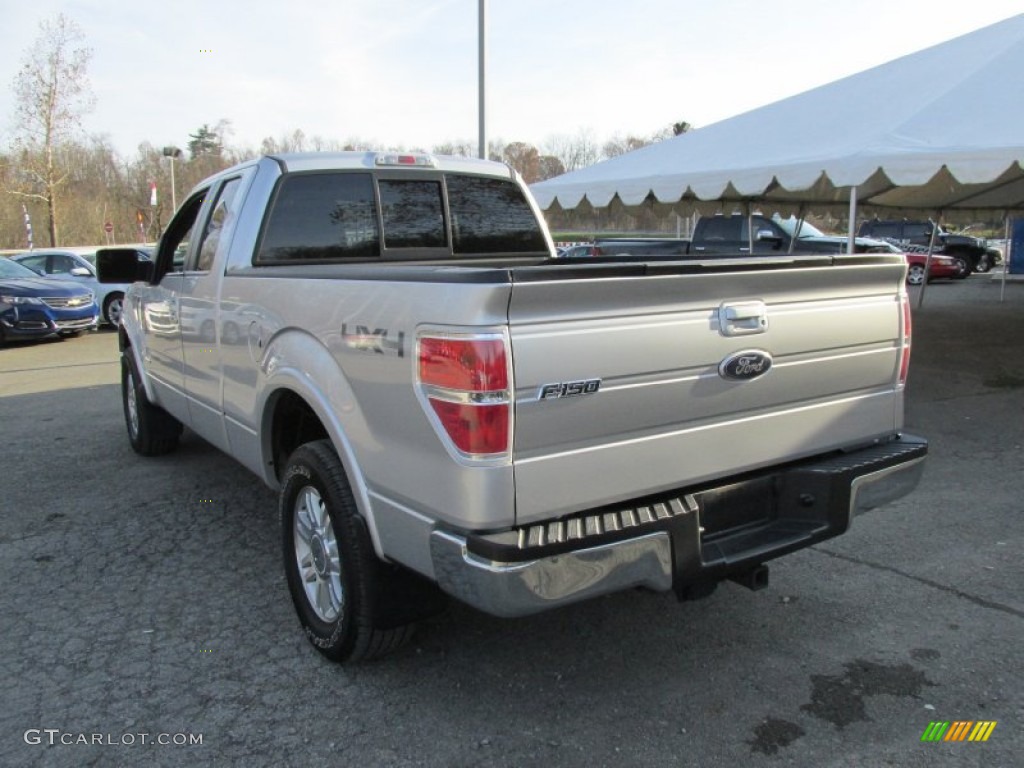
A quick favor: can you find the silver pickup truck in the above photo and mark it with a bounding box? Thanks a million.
[97,152,926,663]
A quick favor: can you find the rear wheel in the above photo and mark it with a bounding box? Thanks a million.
[122,350,182,455]
[280,440,444,663]
[906,264,926,285]
[951,256,970,279]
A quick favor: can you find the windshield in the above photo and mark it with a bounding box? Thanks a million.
[0,258,45,279]
[772,215,826,238]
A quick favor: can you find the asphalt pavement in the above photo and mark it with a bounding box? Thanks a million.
[1,274,1021,768]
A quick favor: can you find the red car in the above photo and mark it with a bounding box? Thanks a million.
[904,251,962,285]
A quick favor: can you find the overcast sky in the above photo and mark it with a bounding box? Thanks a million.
[1,1,1021,159]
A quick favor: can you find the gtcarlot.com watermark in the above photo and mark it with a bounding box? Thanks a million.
[24,729,203,747]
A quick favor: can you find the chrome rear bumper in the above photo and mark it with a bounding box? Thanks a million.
[431,530,673,618]
[429,434,927,618]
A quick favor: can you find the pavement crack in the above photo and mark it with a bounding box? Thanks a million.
[812,546,1024,620]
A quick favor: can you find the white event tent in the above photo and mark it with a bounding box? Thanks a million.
[530,14,1024,221]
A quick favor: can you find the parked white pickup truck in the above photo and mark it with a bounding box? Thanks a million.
[98,152,926,663]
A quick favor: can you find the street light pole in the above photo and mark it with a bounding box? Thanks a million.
[162,146,182,211]
[478,0,487,160]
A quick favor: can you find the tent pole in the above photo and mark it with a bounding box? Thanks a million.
[746,203,753,253]
[847,187,857,254]
[1000,216,1010,303]
[917,213,941,309]
[788,204,806,254]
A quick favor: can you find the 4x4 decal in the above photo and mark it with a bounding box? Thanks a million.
[341,324,405,357]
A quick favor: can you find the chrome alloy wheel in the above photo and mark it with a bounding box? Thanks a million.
[125,365,140,439]
[106,296,124,326]
[293,486,343,622]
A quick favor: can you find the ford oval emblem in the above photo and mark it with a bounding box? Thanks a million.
[719,350,773,381]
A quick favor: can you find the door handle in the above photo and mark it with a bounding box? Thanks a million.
[718,301,768,336]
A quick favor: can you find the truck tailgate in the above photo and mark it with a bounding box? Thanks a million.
[508,257,909,525]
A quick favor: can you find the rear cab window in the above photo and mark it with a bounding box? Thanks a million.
[254,168,546,264]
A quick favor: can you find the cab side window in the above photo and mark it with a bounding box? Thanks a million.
[195,178,242,272]
[155,190,209,278]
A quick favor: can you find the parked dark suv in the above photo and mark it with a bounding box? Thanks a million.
[856,219,999,275]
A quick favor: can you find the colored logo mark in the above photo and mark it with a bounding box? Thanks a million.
[921,721,997,742]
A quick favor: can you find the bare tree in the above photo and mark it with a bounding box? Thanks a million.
[602,134,654,159]
[432,140,476,158]
[543,129,599,172]
[7,13,94,247]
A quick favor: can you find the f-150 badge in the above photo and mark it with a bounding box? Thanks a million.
[719,350,772,381]
[539,379,601,400]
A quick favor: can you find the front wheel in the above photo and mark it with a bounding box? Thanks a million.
[103,293,125,326]
[122,351,182,455]
[280,440,443,663]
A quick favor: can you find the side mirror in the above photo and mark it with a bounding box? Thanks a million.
[70,266,92,277]
[96,248,154,284]
[755,228,782,242]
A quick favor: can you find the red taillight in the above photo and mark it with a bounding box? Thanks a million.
[899,295,912,387]
[428,401,509,455]
[418,337,508,392]
[417,335,511,459]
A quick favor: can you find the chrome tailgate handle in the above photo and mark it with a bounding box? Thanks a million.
[718,301,768,336]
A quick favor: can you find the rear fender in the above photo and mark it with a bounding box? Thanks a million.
[256,329,383,556]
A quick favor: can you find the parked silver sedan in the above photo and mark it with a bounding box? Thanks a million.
[11,248,151,326]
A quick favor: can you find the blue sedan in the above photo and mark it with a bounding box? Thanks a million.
[11,248,150,326]
[0,258,99,344]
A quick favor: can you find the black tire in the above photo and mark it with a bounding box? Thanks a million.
[121,350,183,455]
[103,292,125,326]
[951,256,970,279]
[975,252,993,273]
[280,440,444,663]
[906,264,926,285]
